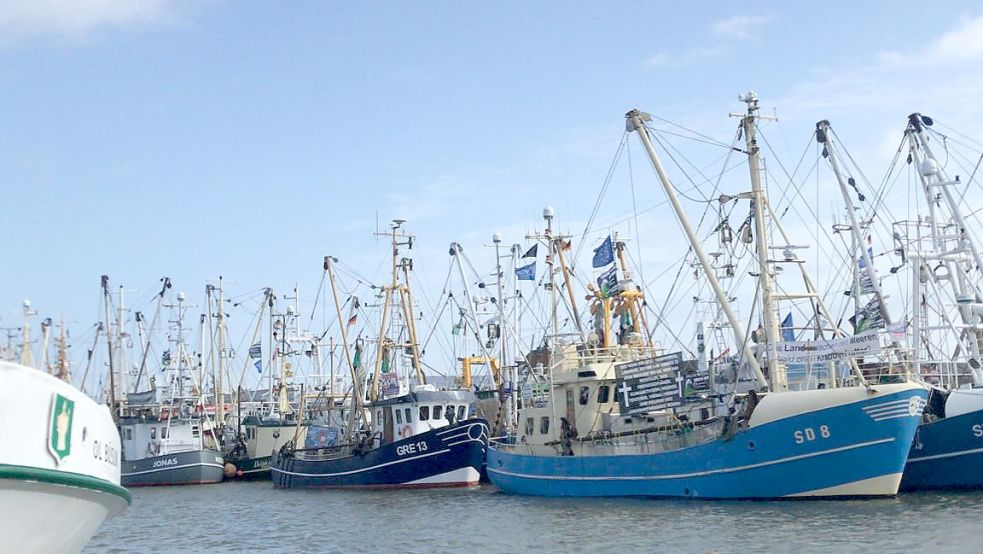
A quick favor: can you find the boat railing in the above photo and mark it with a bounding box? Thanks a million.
[491,417,727,456]
[290,443,355,461]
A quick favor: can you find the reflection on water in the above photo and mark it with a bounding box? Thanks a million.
[86,483,983,553]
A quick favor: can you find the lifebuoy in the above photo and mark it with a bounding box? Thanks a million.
[400,424,412,437]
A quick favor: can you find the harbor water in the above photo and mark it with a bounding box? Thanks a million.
[86,483,983,553]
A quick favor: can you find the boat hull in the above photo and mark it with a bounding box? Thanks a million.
[228,455,272,481]
[271,419,488,489]
[488,384,926,498]
[902,408,983,490]
[121,449,225,487]
[0,468,130,554]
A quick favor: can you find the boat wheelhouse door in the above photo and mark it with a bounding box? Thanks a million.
[383,407,394,444]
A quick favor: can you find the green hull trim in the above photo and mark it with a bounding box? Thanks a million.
[0,463,132,504]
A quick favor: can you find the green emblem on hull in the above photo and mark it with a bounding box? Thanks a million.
[48,393,75,463]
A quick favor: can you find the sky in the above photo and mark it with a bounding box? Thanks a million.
[3,1,983,390]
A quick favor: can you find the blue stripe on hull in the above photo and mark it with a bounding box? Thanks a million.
[271,419,488,489]
[901,409,983,490]
[488,389,925,499]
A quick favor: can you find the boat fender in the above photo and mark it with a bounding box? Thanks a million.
[223,462,238,479]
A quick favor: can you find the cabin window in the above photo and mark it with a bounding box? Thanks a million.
[525,417,534,435]
[540,417,550,435]
[419,406,430,421]
[579,386,590,405]
[457,406,466,421]
[150,427,157,440]
[433,405,443,420]
[598,386,610,404]
[395,409,403,424]
[376,410,383,425]
[405,408,412,423]
[192,426,200,438]
[161,427,169,439]
[445,406,454,420]
[124,428,132,440]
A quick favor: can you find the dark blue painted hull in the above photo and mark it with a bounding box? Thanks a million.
[902,409,983,490]
[271,419,488,489]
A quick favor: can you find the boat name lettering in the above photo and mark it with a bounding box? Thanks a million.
[152,457,180,468]
[396,441,429,456]
[973,424,983,438]
[91,439,119,467]
[793,425,830,444]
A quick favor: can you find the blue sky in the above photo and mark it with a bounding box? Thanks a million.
[3,1,983,387]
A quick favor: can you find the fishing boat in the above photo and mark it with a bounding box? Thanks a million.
[486,96,927,499]
[0,303,129,553]
[271,221,489,489]
[889,114,983,490]
[104,278,224,486]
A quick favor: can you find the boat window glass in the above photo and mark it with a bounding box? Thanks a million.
[405,408,412,423]
[420,406,430,421]
[395,409,403,424]
[192,426,200,438]
[161,427,168,439]
[445,406,454,420]
[540,416,550,434]
[150,427,157,440]
[457,406,466,421]
[579,386,590,405]
[598,385,610,404]
[125,428,132,440]
[525,417,534,435]
[433,405,443,420]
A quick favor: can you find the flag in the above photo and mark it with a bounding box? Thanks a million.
[597,266,618,297]
[254,360,262,373]
[515,261,536,281]
[851,297,885,333]
[248,342,262,359]
[592,236,614,268]
[347,314,357,327]
[161,350,171,365]
[780,313,794,342]
[521,244,538,258]
[887,321,908,340]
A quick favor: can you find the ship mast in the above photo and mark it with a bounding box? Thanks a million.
[371,220,426,401]
[20,299,34,368]
[906,113,983,385]
[626,108,769,390]
[325,255,365,442]
[736,93,786,391]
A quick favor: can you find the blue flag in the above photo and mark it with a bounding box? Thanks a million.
[592,236,614,268]
[515,261,536,281]
[254,360,262,373]
[780,313,794,342]
[248,342,262,359]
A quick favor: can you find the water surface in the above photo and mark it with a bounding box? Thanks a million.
[86,482,983,553]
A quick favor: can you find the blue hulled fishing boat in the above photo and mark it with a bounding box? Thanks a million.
[271,222,488,489]
[487,97,926,499]
[272,388,488,489]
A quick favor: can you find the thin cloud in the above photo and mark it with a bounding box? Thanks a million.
[0,0,190,40]
[644,48,722,68]
[712,15,772,41]
[878,14,983,66]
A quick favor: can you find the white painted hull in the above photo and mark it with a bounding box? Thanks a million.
[0,361,130,552]
[0,477,128,554]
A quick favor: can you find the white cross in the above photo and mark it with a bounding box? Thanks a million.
[618,381,633,406]
[675,373,685,398]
